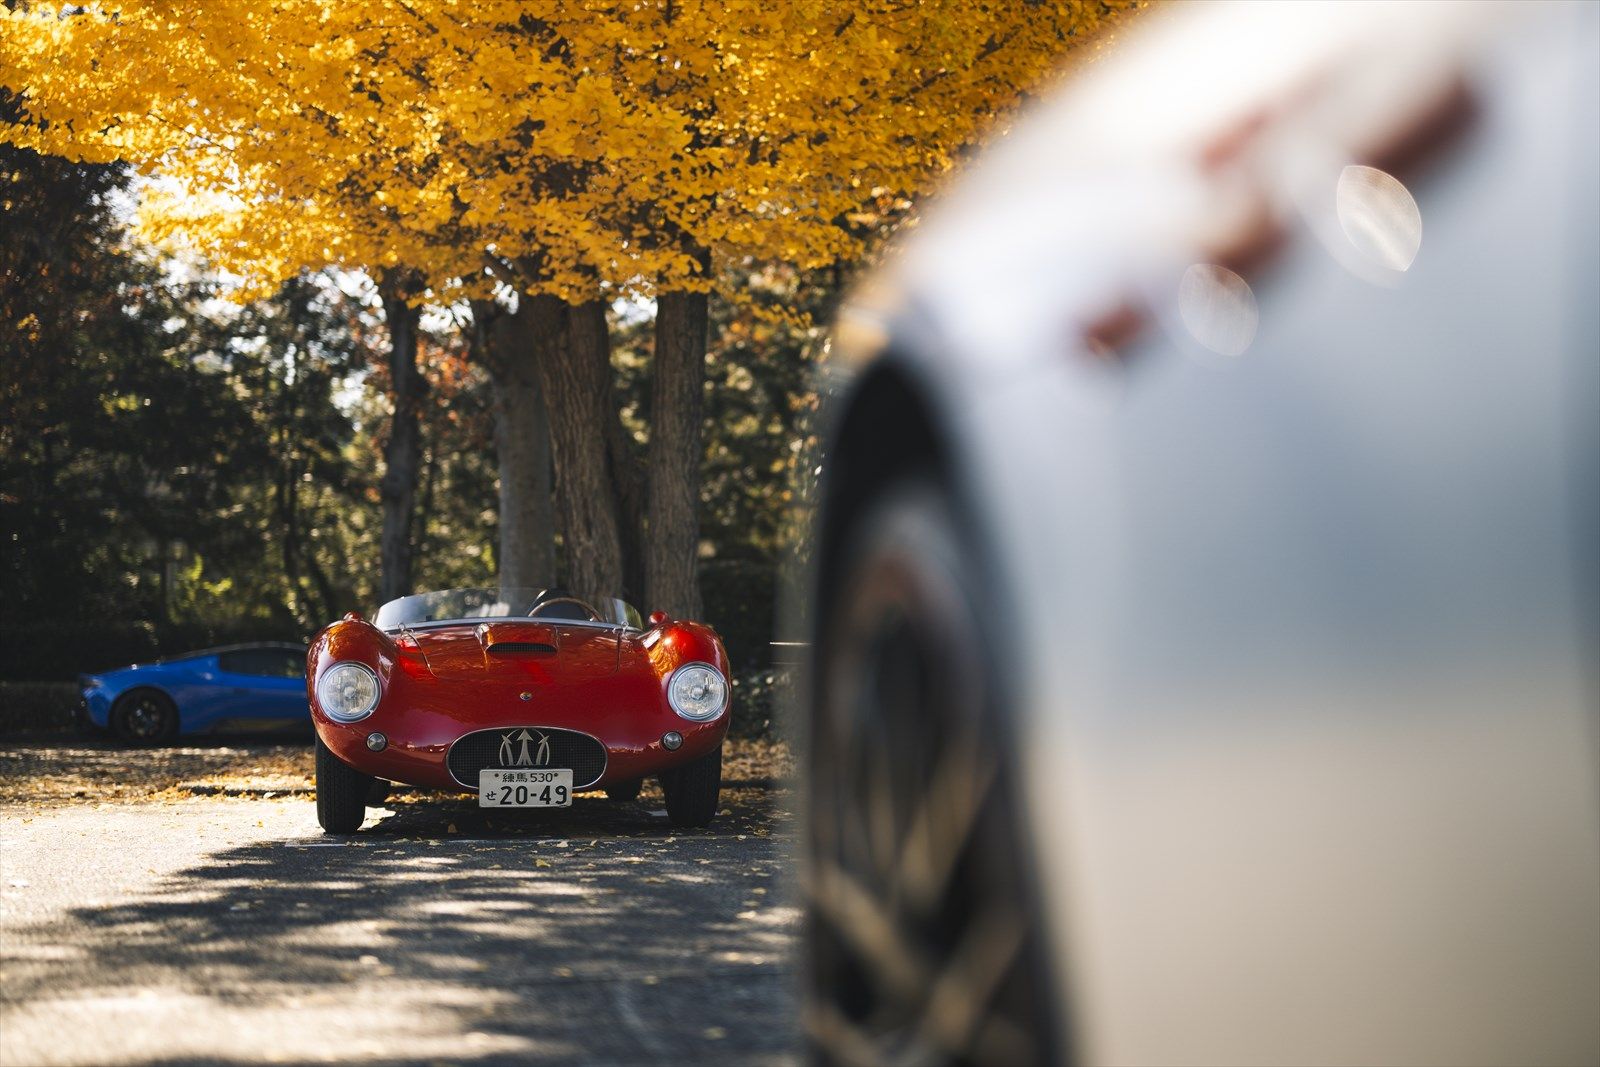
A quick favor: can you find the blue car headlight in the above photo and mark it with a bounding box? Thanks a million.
[667,663,728,722]
[316,662,381,723]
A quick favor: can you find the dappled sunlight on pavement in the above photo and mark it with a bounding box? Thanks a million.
[0,746,798,1065]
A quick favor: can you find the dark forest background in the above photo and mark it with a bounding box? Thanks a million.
[0,113,831,700]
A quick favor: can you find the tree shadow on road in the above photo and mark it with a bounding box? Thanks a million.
[1,787,799,1066]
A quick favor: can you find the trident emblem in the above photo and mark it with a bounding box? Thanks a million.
[499,729,551,767]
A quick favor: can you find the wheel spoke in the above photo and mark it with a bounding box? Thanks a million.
[896,736,998,914]
[804,1000,935,1067]
[913,904,1029,1059]
[807,485,1047,1066]
[809,998,952,1067]
[802,999,878,1067]
[805,857,934,1004]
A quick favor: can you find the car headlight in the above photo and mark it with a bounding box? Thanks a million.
[316,661,381,722]
[667,662,728,722]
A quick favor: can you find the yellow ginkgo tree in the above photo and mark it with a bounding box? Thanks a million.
[1,0,1139,611]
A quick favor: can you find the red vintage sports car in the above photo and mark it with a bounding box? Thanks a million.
[307,586,731,833]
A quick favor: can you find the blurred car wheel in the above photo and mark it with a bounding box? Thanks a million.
[660,743,721,827]
[316,734,372,833]
[109,688,178,745]
[804,478,1053,1067]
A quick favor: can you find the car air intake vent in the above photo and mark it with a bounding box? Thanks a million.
[487,641,557,654]
[446,726,607,790]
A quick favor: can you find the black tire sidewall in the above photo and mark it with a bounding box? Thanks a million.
[110,689,178,745]
[315,734,372,833]
[605,777,643,802]
[661,743,722,827]
[804,476,1057,1064]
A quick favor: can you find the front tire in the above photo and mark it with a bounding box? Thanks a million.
[661,744,721,827]
[109,689,178,745]
[804,478,1054,1065]
[315,735,372,834]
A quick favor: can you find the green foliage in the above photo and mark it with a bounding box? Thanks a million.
[699,260,836,565]
[727,667,797,743]
[3,92,250,634]
[408,330,499,596]
[1,102,495,677]
[169,275,375,630]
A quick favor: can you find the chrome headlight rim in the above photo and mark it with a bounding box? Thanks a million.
[316,660,381,723]
[667,661,729,722]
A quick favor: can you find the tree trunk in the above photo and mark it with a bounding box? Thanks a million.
[606,407,646,603]
[646,279,709,619]
[526,293,626,597]
[415,439,438,568]
[471,299,556,593]
[568,299,645,602]
[378,273,425,604]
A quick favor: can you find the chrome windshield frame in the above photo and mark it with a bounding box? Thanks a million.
[372,587,643,633]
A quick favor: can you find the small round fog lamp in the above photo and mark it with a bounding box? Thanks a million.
[662,731,683,751]
[366,732,388,752]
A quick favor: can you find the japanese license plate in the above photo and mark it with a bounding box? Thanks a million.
[478,768,572,808]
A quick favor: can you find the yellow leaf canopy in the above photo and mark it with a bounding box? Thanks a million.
[1,0,1136,300]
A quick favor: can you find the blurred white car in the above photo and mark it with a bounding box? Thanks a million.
[802,3,1598,1065]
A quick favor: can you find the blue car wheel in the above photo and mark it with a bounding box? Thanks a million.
[110,688,179,745]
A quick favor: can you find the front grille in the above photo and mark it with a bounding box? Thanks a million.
[446,726,607,790]
[487,642,556,654]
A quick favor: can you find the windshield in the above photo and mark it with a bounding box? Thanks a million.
[373,587,642,631]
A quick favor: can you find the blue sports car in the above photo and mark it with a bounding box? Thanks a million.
[79,642,310,743]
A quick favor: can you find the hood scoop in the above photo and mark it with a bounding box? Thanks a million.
[407,621,621,679]
[476,622,558,656]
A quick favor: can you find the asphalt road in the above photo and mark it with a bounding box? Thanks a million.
[0,745,799,1067]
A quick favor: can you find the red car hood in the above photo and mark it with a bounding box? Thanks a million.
[405,621,626,683]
